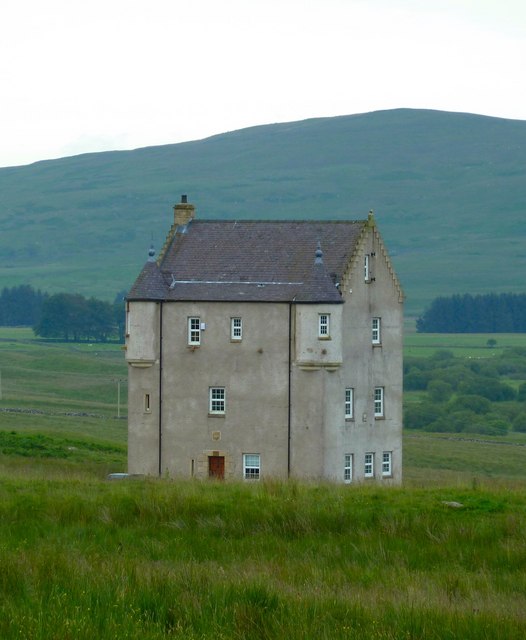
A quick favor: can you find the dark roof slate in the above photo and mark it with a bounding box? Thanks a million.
[128,219,366,303]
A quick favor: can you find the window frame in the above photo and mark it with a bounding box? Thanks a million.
[243,453,261,480]
[345,387,354,420]
[231,317,242,341]
[209,387,225,415]
[344,453,353,483]
[382,451,392,477]
[188,317,201,346]
[144,393,151,413]
[372,317,381,345]
[365,452,374,478]
[318,313,330,339]
[364,254,370,282]
[374,386,384,418]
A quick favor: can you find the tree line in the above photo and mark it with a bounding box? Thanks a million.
[417,293,526,333]
[0,285,125,342]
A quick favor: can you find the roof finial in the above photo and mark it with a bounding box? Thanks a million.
[368,210,375,227]
[147,243,156,262]
[315,240,323,265]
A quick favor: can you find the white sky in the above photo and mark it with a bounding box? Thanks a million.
[1,0,525,168]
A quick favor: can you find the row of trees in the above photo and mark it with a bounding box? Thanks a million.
[404,348,526,435]
[0,285,126,342]
[0,285,48,326]
[416,293,526,333]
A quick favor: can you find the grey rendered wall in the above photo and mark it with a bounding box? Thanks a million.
[158,301,291,479]
[328,227,404,484]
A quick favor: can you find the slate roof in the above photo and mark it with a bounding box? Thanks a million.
[128,219,367,303]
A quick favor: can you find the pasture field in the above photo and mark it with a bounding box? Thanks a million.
[404,331,526,358]
[2,328,526,638]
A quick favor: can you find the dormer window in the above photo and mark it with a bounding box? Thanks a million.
[318,313,330,338]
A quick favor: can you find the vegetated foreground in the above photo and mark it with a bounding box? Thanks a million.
[2,329,526,638]
[1,478,526,640]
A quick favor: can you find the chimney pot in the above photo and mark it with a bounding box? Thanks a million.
[181,194,187,204]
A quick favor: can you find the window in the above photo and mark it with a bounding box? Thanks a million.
[209,387,225,414]
[243,454,260,480]
[382,452,392,477]
[344,454,353,483]
[374,387,384,418]
[144,393,151,413]
[345,387,354,419]
[372,317,381,345]
[319,313,330,338]
[126,302,131,336]
[188,317,201,345]
[364,254,370,282]
[365,452,374,478]
[231,317,242,341]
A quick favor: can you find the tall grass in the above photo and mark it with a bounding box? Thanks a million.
[2,330,526,637]
[1,479,526,639]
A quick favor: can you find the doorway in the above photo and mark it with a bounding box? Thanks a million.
[208,455,225,480]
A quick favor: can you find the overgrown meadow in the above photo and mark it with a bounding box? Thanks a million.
[2,329,526,639]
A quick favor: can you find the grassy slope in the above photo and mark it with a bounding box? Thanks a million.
[0,109,525,315]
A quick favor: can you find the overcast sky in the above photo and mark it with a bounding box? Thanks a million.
[1,0,525,168]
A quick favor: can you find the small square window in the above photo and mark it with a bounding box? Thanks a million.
[209,387,225,414]
[382,451,392,477]
[365,452,374,478]
[231,317,242,341]
[372,317,381,345]
[345,388,354,419]
[374,387,384,418]
[319,313,330,338]
[344,454,353,483]
[188,317,201,345]
[243,453,260,480]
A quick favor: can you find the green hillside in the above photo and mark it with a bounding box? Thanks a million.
[1,108,525,315]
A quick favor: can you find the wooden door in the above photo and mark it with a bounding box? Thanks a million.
[208,456,225,480]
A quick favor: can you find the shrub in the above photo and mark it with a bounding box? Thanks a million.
[512,412,526,433]
[404,402,444,430]
[428,380,453,403]
[449,395,492,415]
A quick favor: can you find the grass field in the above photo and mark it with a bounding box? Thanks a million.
[404,332,526,358]
[2,328,526,638]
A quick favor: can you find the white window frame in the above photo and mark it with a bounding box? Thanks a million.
[374,386,384,418]
[345,387,354,419]
[318,313,330,338]
[188,317,201,345]
[365,452,374,478]
[364,254,370,282]
[231,317,242,341]
[243,453,260,480]
[344,454,353,483]
[382,451,392,477]
[372,317,381,345]
[209,387,225,414]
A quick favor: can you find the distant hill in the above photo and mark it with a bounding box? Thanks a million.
[0,108,525,316]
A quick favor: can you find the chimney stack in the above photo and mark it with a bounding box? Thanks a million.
[174,194,195,226]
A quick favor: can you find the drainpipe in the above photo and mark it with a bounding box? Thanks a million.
[288,302,292,477]
[158,301,163,476]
